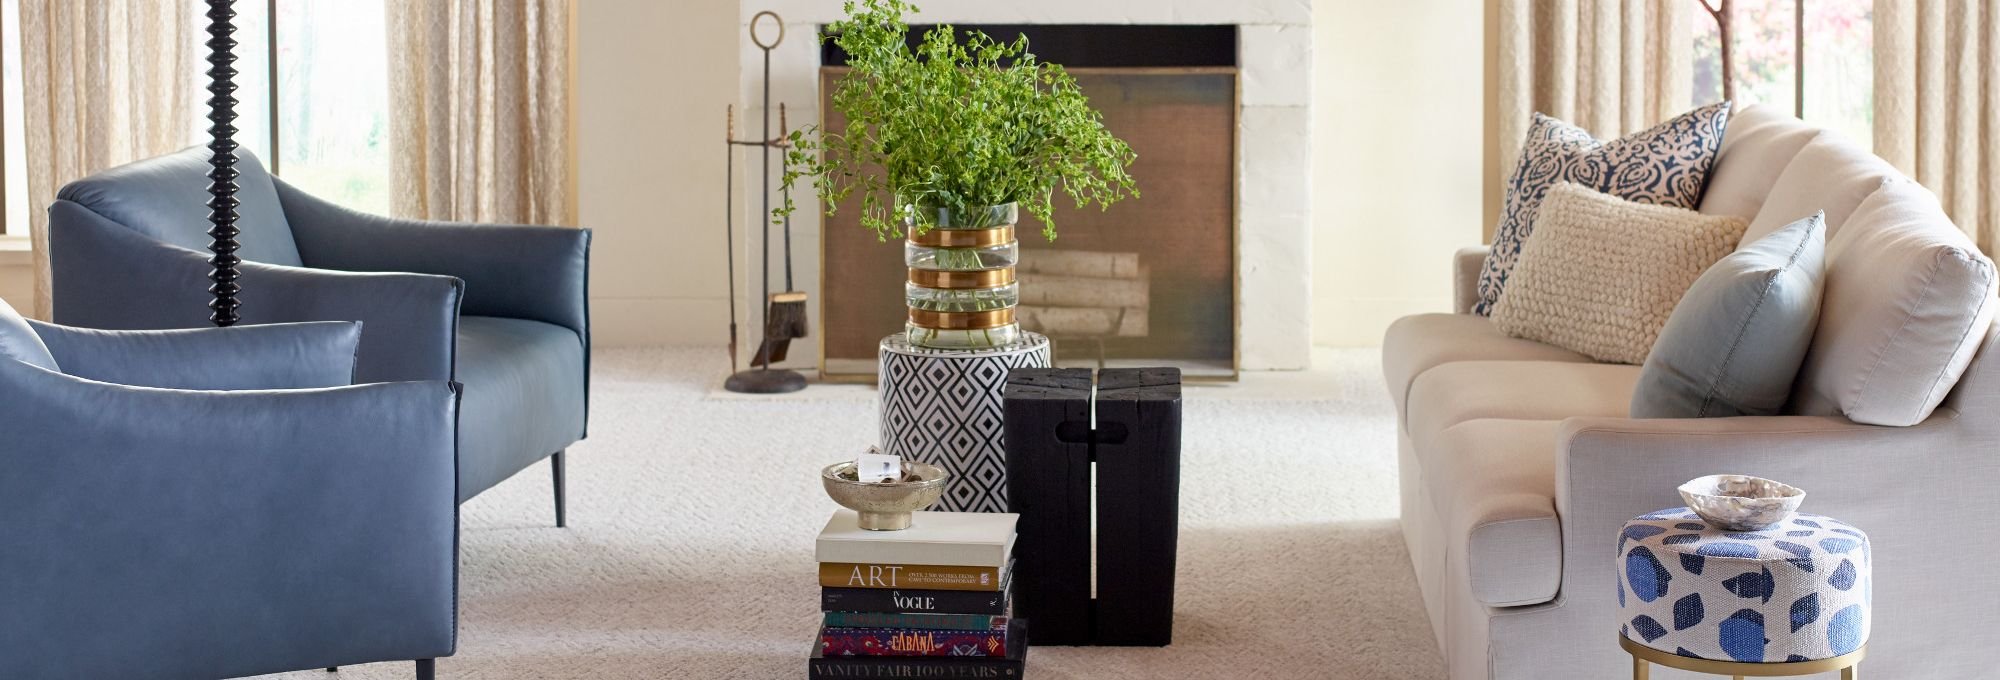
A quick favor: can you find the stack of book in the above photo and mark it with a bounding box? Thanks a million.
[809,509,1028,679]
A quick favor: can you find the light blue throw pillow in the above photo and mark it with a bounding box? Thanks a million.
[1631,212,1826,418]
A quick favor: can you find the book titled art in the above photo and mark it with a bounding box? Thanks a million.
[819,562,1005,591]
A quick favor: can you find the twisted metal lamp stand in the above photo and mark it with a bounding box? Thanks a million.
[204,0,241,327]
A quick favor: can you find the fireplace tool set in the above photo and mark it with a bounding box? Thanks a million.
[722,10,809,394]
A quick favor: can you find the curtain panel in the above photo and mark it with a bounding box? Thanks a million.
[1874,0,2000,253]
[387,0,570,226]
[19,0,199,319]
[1495,0,1694,236]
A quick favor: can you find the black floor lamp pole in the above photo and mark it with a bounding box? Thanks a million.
[205,0,241,327]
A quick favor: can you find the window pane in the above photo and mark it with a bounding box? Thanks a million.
[1693,0,1872,150]
[1693,0,1799,115]
[4,0,24,235]
[224,1,274,169]
[1803,1,1872,147]
[276,1,389,216]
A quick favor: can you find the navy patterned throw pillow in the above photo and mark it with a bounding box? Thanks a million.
[1474,101,1733,316]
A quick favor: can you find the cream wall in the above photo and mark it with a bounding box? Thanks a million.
[1310,0,1487,347]
[576,0,739,345]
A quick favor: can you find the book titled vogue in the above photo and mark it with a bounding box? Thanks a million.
[820,569,1013,616]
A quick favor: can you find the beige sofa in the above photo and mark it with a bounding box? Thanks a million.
[1386,105,2000,678]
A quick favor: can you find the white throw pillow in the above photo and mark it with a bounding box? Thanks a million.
[1492,183,1747,365]
[1789,180,1998,426]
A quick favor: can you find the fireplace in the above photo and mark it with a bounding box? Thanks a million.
[737,1,1312,374]
[817,26,1238,380]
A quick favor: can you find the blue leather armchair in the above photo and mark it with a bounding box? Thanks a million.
[47,147,590,520]
[0,299,457,678]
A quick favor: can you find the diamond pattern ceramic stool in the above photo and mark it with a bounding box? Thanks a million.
[1616,508,1870,679]
[878,332,1050,512]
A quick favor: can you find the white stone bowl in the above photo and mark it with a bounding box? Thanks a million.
[1678,474,1805,531]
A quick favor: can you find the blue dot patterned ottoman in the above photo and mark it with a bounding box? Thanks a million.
[1616,508,1870,663]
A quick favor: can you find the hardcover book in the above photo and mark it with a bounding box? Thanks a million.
[822,611,1006,631]
[821,569,1012,616]
[816,510,1018,568]
[820,620,1010,657]
[807,621,1027,679]
[819,562,1006,591]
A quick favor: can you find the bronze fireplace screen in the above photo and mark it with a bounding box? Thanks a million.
[817,66,1238,381]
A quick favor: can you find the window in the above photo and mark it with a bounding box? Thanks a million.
[1694,0,1873,148]
[0,0,390,237]
[234,1,393,216]
[2,0,23,236]
[274,1,391,215]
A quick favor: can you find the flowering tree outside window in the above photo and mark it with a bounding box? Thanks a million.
[1694,0,1872,148]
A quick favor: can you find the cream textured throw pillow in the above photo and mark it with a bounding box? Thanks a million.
[1491,183,1747,364]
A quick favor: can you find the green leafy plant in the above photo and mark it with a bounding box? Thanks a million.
[777,0,1138,242]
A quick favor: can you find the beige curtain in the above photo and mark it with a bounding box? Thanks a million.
[1874,0,2000,252]
[387,0,570,225]
[19,0,199,319]
[1496,0,1694,184]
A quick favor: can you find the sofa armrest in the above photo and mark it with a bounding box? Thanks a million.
[1554,410,1984,588]
[28,320,363,390]
[277,178,590,342]
[1454,246,1489,315]
[0,361,459,676]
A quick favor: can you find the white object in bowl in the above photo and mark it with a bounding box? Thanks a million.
[1677,474,1805,531]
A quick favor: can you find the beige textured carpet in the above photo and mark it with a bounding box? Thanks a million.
[263,347,1445,680]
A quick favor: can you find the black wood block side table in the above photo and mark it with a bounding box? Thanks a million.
[1003,367,1182,646]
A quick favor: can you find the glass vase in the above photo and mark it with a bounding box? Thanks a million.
[902,200,1022,350]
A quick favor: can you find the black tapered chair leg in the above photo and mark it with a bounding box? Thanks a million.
[326,668,337,673]
[416,658,435,680]
[552,450,567,528]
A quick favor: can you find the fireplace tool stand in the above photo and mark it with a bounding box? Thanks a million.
[723,10,807,394]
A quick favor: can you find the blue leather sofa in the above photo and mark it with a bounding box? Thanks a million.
[45,147,591,521]
[0,298,457,678]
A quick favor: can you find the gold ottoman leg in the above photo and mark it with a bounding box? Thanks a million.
[1632,656,1648,680]
[1843,664,1857,680]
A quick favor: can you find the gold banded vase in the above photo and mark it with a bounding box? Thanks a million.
[902,201,1022,349]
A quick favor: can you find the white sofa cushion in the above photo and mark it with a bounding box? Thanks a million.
[1413,418,1565,607]
[1743,131,1902,244]
[1381,313,1592,422]
[1791,180,1999,426]
[1407,360,1640,438]
[1492,184,1747,364]
[1697,104,1822,221]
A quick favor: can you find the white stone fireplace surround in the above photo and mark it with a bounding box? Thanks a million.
[737,0,1312,371]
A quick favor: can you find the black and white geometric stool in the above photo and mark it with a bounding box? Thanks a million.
[878,332,1050,513]
[1617,508,1870,679]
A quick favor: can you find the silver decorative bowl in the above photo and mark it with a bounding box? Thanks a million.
[1678,474,1805,531]
[821,461,949,531]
